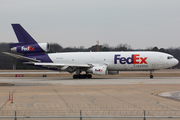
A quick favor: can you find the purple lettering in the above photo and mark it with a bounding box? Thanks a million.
[127,55,133,64]
[120,57,126,64]
[114,54,148,65]
[114,55,121,64]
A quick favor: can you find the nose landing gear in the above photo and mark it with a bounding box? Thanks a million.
[150,71,153,79]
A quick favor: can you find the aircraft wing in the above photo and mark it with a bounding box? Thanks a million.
[3,52,91,68]
[33,63,91,68]
[2,52,41,62]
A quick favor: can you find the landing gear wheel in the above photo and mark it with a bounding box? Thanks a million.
[79,74,87,79]
[82,74,87,78]
[149,70,154,79]
[73,74,92,79]
[150,75,153,79]
[73,75,78,79]
[87,74,92,79]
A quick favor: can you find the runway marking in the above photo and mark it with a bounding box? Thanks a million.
[5,100,10,106]
[56,83,61,85]
[152,91,169,96]
[138,80,153,84]
[124,88,180,110]
[138,79,160,84]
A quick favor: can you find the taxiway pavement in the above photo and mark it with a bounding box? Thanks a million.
[0,76,180,119]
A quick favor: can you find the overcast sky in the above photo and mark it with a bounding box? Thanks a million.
[0,0,180,49]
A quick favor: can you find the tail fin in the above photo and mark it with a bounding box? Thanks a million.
[9,24,49,54]
[10,24,37,48]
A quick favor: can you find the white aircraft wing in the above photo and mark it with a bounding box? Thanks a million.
[33,62,90,68]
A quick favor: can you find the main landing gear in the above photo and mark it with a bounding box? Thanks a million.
[73,74,92,79]
[150,71,153,79]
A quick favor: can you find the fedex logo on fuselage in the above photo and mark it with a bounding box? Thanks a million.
[114,54,148,64]
[21,46,34,51]
[95,69,103,72]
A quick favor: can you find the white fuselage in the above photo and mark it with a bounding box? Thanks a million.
[8,24,179,78]
[47,51,178,71]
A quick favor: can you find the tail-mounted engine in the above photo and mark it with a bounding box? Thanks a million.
[10,43,50,54]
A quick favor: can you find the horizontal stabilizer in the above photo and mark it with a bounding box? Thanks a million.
[2,52,41,62]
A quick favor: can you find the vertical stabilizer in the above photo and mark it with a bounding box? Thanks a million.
[9,24,49,54]
[11,24,37,44]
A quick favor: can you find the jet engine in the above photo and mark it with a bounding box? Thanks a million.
[87,66,108,75]
[10,43,50,54]
[108,71,119,75]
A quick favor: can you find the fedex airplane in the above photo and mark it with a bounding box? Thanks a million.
[3,24,179,79]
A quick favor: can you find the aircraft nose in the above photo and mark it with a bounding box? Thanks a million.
[166,58,179,68]
[175,58,179,65]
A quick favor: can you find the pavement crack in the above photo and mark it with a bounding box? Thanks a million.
[49,85,74,113]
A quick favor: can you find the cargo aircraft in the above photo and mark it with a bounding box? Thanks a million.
[3,24,179,79]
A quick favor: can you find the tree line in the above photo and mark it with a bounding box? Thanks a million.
[0,42,180,69]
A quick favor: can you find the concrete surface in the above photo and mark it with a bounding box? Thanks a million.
[1,69,180,78]
[159,91,180,101]
[0,72,180,119]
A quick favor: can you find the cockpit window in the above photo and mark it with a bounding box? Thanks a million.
[167,56,173,59]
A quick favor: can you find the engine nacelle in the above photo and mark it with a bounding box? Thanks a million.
[108,71,119,75]
[11,43,50,54]
[87,66,108,75]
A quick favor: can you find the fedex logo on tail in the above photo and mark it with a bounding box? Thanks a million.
[114,54,148,64]
[21,46,34,51]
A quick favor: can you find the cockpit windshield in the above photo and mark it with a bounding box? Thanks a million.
[167,56,174,59]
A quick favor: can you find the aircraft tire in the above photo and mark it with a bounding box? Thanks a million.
[79,75,82,79]
[73,74,92,79]
[82,74,87,78]
[73,75,78,79]
[150,75,153,79]
[87,74,92,79]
